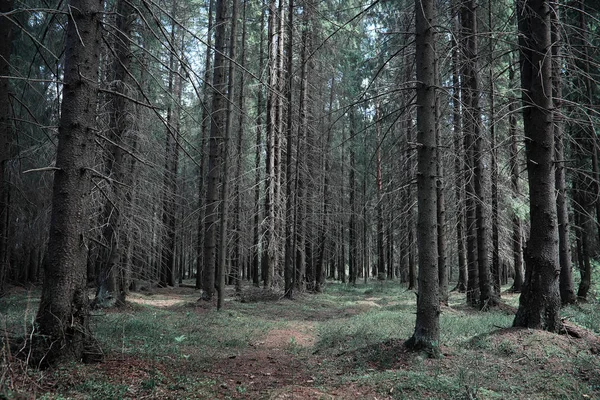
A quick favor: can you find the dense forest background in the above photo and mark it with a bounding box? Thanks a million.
[0,0,599,365]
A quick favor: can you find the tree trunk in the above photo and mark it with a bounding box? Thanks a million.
[233,0,247,294]
[0,0,13,296]
[264,0,278,288]
[435,60,448,305]
[488,0,501,297]
[451,14,467,292]
[513,0,561,332]
[35,0,103,365]
[94,0,134,308]
[283,0,294,298]
[159,6,182,289]
[196,0,214,290]
[508,61,524,293]
[551,6,576,305]
[202,0,228,300]
[217,0,238,309]
[406,0,440,356]
[461,0,479,307]
[252,3,265,288]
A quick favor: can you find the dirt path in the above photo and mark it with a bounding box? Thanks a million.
[203,318,386,399]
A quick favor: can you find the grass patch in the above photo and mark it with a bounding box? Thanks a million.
[2,280,600,399]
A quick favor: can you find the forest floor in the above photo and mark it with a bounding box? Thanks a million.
[2,280,600,399]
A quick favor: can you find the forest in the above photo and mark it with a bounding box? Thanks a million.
[1,0,600,398]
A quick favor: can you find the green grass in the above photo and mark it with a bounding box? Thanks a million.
[2,280,600,399]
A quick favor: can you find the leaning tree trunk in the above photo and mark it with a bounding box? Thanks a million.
[513,0,561,332]
[0,0,13,296]
[406,0,440,356]
[35,0,103,365]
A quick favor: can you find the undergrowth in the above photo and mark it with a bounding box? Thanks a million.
[1,280,599,399]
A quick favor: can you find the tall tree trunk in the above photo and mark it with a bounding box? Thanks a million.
[159,6,181,288]
[196,0,214,290]
[0,0,13,296]
[349,116,357,285]
[488,0,501,296]
[94,0,134,307]
[35,0,102,365]
[283,0,294,298]
[551,5,576,305]
[508,61,524,293]
[202,0,228,300]
[461,0,479,307]
[435,60,448,304]
[451,14,467,292]
[217,0,238,309]
[233,0,247,293]
[293,0,310,291]
[253,3,265,288]
[406,0,440,356]
[375,103,385,280]
[264,0,278,288]
[513,0,561,332]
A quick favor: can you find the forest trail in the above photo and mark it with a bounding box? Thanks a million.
[2,283,600,399]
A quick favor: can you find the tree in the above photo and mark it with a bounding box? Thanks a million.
[0,0,13,296]
[202,0,228,300]
[551,4,576,305]
[35,0,103,364]
[93,0,135,308]
[406,0,440,356]
[512,0,561,331]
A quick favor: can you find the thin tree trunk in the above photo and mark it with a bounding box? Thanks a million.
[376,104,385,280]
[461,0,479,306]
[283,0,294,298]
[264,0,277,288]
[196,0,214,290]
[451,15,467,292]
[435,59,448,304]
[202,0,228,300]
[0,0,13,296]
[159,6,181,288]
[551,6,576,305]
[217,0,238,309]
[253,4,265,288]
[508,61,524,293]
[489,0,501,296]
[233,0,247,294]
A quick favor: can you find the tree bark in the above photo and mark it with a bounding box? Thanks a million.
[233,0,247,293]
[406,0,440,357]
[461,0,479,307]
[283,0,294,298]
[513,0,561,332]
[0,0,13,296]
[551,6,576,305]
[196,0,214,290]
[451,14,467,292]
[35,0,103,365]
[202,0,228,300]
[508,61,524,293]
